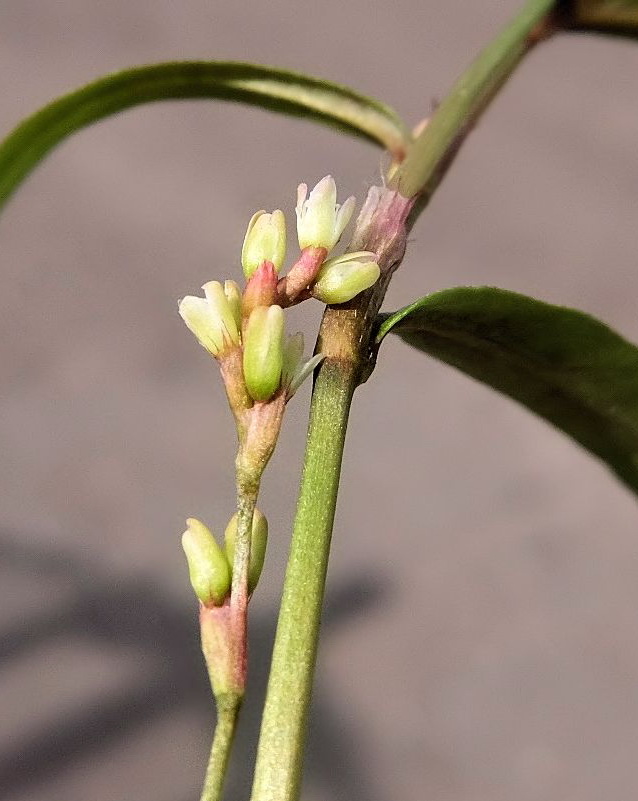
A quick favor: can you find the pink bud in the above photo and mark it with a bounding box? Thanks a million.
[242,260,278,319]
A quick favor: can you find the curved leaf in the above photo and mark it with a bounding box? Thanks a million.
[0,61,410,212]
[377,286,638,494]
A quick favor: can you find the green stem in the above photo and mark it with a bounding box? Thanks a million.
[390,0,556,204]
[198,469,260,801]
[199,697,240,801]
[229,485,259,691]
[249,359,357,801]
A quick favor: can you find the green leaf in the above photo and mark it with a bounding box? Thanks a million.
[377,286,638,494]
[0,61,410,212]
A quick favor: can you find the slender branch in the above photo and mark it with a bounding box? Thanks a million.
[197,464,260,801]
[229,483,259,694]
[199,697,240,801]
[198,601,242,801]
[390,0,557,205]
[199,475,258,801]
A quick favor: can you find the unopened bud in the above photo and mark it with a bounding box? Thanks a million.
[242,305,284,402]
[296,175,355,252]
[312,251,380,304]
[224,508,268,593]
[241,210,287,278]
[179,281,241,358]
[181,518,231,606]
[242,260,278,318]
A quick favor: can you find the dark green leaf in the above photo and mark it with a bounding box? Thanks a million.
[377,286,638,494]
[0,61,410,212]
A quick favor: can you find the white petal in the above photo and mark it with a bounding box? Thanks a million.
[308,176,336,214]
[202,280,239,345]
[296,183,308,218]
[322,251,377,268]
[333,196,356,243]
[223,280,242,330]
[178,295,224,355]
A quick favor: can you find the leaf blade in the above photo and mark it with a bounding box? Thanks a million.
[377,286,638,493]
[0,61,410,212]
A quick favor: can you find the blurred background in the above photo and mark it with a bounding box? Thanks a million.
[1,2,638,799]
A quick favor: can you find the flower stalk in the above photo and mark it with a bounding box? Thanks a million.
[179,182,346,799]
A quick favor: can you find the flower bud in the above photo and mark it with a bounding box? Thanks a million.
[179,280,241,358]
[242,260,278,319]
[241,210,287,278]
[296,175,355,252]
[312,251,380,304]
[242,305,284,402]
[181,518,231,606]
[224,508,268,594]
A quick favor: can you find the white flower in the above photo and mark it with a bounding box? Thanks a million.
[178,280,241,358]
[295,175,355,252]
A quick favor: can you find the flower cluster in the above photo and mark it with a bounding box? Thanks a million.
[178,176,380,605]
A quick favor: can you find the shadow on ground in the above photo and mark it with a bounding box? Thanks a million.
[0,530,389,801]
